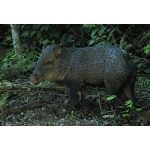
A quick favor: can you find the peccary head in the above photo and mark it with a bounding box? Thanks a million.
[30,44,63,83]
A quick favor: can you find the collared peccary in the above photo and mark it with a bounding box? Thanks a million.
[30,44,137,114]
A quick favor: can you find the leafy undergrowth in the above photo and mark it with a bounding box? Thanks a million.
[0,75,150,126]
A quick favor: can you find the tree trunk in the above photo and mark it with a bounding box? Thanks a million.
[10,24,22,56]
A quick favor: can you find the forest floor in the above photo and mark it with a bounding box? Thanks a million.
[0,75,150,126]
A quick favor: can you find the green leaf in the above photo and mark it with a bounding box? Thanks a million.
[124,44,133,50]
[122,113,130,117]
[83,24,95,28]
[91,29,98,37]
[30,31,36,37]
[106,95,116,101]
[40,39,49,44]
[27,88,31,91]
[124,100,133,108]
[60,34,67,43]
[1,81,12,87]
[40,25,49,31]
[0,99,6,107]
[89,39,95,46]
[135,108,142,112]
[123,110,130,113]
[0,94,8,112]
[144,44,150,54]
[22,31,30,37]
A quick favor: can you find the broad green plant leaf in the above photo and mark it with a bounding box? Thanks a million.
[124,100,133,108]
[135,108,142,112]
[106,95,116,101]
[144,44,150,54]
[83,24,95,28]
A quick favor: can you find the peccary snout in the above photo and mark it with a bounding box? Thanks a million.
[30,76,37,83]
[30,44,137,114]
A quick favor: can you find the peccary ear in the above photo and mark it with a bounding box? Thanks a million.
[54,44,63,57]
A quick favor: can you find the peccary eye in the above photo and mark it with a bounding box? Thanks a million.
[43,61,53,66]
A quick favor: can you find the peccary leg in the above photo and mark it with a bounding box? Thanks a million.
[80,86,86,106]
[68,83,81,114]
[122,84,135,104]
[112,93,122,107]
[121,84,139,120]
[105,82,123,111]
